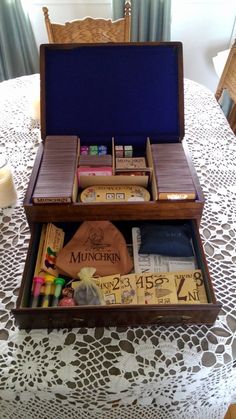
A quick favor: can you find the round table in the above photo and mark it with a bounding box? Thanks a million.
[0,75,235,419]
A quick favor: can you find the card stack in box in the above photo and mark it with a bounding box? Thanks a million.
[78,155,112,167]
[32,136,79,204]
[151,144,196,200]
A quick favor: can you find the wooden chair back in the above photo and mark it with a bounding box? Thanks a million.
[215,40,236,134]
[43,2,131,43]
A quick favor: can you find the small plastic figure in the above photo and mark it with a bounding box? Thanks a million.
[58,287,75,307]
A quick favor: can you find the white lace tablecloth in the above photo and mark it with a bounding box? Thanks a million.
[0,75,236,419]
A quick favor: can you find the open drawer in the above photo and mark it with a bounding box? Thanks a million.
[12,219,221,329]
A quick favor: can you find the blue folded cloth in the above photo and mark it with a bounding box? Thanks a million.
[138,223,193,257]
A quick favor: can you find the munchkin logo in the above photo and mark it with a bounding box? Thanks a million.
[84,226,111,251]
[69,252,121,264]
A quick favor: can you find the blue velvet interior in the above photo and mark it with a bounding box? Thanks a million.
[42,44,183,145]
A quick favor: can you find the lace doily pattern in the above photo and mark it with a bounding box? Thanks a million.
[0,76,235,419]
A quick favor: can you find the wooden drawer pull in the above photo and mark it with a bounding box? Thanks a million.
[153,315,192,323]
[72,317,85,323]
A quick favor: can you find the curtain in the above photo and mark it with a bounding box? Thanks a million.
[112,0,171,41]
[219,90,233,116]
[0,0,39,82]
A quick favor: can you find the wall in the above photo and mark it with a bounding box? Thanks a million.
[171,0,236,91]
[26,0,236,92]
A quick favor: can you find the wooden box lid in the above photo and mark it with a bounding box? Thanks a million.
[40,42,184,144]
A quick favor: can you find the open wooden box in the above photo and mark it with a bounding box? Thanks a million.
[24,42,204,224]
[12,43,221,328]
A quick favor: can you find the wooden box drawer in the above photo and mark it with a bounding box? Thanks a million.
[12,220,221,329]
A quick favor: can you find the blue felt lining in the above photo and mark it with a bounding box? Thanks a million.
[41,43,183,144]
